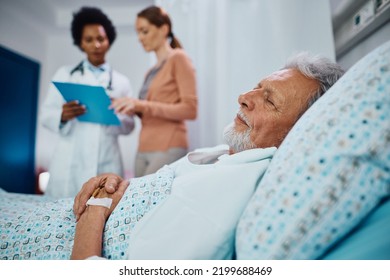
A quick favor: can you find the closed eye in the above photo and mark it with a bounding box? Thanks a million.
[266,98,277,109]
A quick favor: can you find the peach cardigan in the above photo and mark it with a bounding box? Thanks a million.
[134,49,198,152]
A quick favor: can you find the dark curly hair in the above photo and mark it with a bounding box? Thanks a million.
[71,7,116,49]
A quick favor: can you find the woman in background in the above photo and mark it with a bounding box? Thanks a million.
[111,5,198,177]
[40,7,135,198]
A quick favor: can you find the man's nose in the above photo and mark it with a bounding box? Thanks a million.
[238,92,255,110]
[94,41,101,48]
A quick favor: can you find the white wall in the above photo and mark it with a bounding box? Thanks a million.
[0,2,47,62]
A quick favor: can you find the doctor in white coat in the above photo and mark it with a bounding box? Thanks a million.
[40,7,135,198]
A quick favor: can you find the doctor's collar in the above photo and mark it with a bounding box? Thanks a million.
[84,60,109,73]
[70,60,113,91]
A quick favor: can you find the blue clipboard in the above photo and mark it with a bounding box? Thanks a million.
[53,81,120,126]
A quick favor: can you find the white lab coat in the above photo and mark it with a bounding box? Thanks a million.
[40,62,135,198]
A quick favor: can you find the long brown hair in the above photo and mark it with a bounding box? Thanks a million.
[137,5,182,49]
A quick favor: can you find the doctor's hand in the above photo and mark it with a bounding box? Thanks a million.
[73,173,129,221]
[110,97,137,116]
[61,100,86,122]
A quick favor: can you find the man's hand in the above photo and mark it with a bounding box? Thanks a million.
[70,174,128,260]
[88,181,128,221]
[73,173,129,221]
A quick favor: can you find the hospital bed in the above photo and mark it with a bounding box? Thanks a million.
[1,40,389,260]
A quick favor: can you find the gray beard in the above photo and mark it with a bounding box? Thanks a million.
[223,122,256,153]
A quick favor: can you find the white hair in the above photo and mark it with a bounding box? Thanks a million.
[283,52,345,108]
[223,111,256,153]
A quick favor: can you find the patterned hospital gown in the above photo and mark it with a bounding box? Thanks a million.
[0,166,174,260]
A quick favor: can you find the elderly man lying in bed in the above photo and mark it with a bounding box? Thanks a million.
[0,53,343,260]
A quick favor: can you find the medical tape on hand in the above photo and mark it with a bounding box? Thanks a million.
[86,197,112,209]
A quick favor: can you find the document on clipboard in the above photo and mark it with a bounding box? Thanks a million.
[52,81,121,126]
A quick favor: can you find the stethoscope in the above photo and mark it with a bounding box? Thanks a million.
[70,61,113,91]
